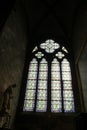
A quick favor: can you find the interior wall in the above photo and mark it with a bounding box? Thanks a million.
[72,4,87,62]
[0,1,28,127]
[72,4,87,112]
[78,43,87,111]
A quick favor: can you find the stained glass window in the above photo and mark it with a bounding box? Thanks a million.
[23,39,75,113]
[36,58,47,112]
[62,59,75,112]
[40,39,60,53]
[51,58,62,112]
[23,58,37,111]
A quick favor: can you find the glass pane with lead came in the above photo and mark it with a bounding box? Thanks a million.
[63,90,74,100]
[37,89,47,100]
[36,100,47,112]
[26,80,36,89]
[51,80,61,90]
[23,100,34,111]
[51,90,61,100]
[51,101,62,112]
[25,89,35,100]
[63,80,72,90]
[64,100,75,112]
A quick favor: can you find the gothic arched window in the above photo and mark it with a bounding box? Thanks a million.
[23,40,75,113]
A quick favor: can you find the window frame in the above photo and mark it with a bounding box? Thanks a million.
[17,39,81,117]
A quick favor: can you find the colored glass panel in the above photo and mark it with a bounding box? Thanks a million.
[63,90,74,99]
[62,46,68,53]
[23,58,37,111]
[28,71,37,79]
[26,80,36,89]
[56,52,64,59]
[37,90,47,100]
[25,89,35,99]
[36,58,47,112]
[38,80,47,89]
[63,80,72,90]
[23,42,75,113]
[35,52,44,59]
[64,100,75,112]
[51,72,60,80]
[36,100,47,112]
[51,59,62,112]
[51,59,60,71]
[38,71,47,79]
[62,64,71,71]
[23,100,34,111]
[51,90,61,100]
[62,58,75,112]
[40,39,59,53]
[62,71,72,80]
[51,80,61,90]
[51,101,62,112]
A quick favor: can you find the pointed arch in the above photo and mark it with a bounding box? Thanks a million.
[23,39,75,113]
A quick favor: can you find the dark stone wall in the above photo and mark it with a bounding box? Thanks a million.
[72,4,87,62]
[72,4,87,112]
[78,43,87,111]
[0,1,28,127]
